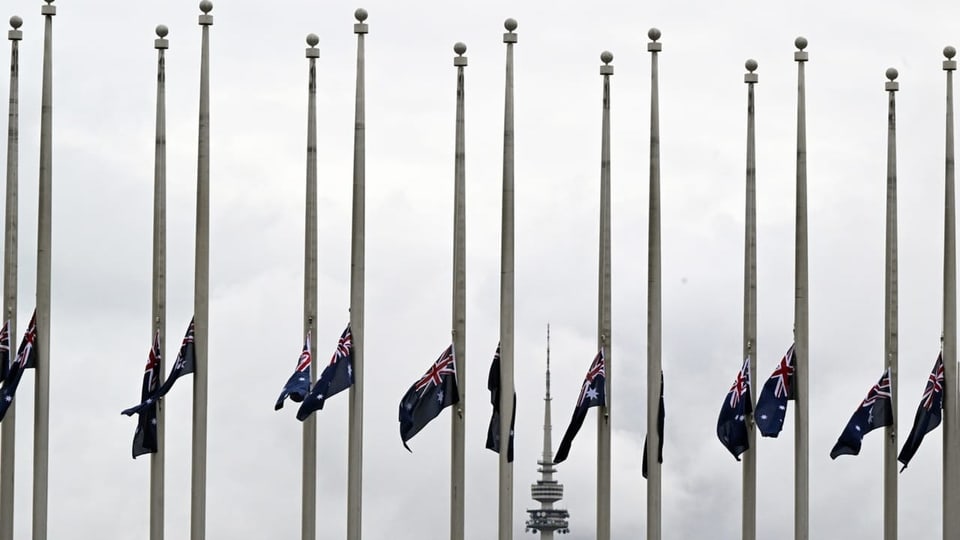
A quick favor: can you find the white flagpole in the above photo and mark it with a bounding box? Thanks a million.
[150,24,169,540]
[646,28,662,540]
[33,2,56,537]
[0,16,21,540]
[793,36,809,540]
[347,9,368,540]
[192,2,213,539]
[882,67,899,540]
[498,17,517,540]
[942,46,960,540]
[742,59,758,540]
[302,33,319,540]
[597,50,613,540]
[450,41,467,540]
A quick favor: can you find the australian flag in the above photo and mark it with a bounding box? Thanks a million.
[755,344,796,438]
[121,318,195,417]
[399,344,459,451]
[898,354,945,470]
[717,356,752,460]
[642,371,664,479]
[555,349,606,464]
[275,331,313,410]
[830,367,893,459]
[485,344,516,462]
[296,325,354,421]
[0,319,10,386]
[132,330,162,458]
[0,311,37,422]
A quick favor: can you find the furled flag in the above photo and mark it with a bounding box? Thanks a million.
[555,349,606,464]
[132,330,162,458]
[0,310,37,422]
[717,356,752,460]
[830,367,893,459]
[485,344,516,462]
[0,319,10,385]
[275,331,313,410]
[398,344,459,451]
[755,344,796,438]
[898,354,945,470]
[121,318,195,417]
[642,371,665,479]
[296,325,354,421]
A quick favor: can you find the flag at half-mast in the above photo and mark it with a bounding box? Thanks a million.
[898,354,945,470]
[755,344,796,437]
[275,331,313,410]
[121,318,195,417]
[296,325,354,421]
[485,344,516,462]
[830,367,893,459]
[131,330,162,458]
[554,348,606,464]
[398,344,459,451]
[642,371,664,479]
[0,311,37,422]
[717,355,751,460]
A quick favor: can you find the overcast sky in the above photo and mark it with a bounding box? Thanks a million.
[2,0,960,538]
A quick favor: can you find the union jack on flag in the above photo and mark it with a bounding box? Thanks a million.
[860,368,892,408]
[577,349,606,407]
[727,356,751,409]
[0,310,38,423]
[414,345,457,396]
[329,327,351,367]
[755,345,796,438]
[771,346,795,399]
[144,330,161,393]
[717,355,752,459]
[275,330,313,411]
[922,355,945,409]
[297,332,313,373]
[830,367,893,459]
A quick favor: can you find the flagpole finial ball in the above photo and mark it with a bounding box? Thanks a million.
[44,0,53,4]
[355,9,368,22]
[307,33,319,47]
[504,18,518,32]
[454,42,466,55]
[9,16,22,29]
[156,25,168,38]
[745,59,758,72]
[945,46,957,60]
[886,67,898,81]
[648,28,661,41]
[199,1,212,14]
[601,51,613,64]
[795,36,807,50]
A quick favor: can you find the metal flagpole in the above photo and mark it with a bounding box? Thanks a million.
[742,59,758,540]
[151,24,169,540]
[499,17,517,540]
[646,29,662,540]
[192,2,213,539]
[0,16,21,540]
[942,46,960,540]
[882,67,899,540]
[33,1,55,537]
[597,50,613,540]
[793,37,809,540]
[302,33,320,540]
[450,41,467,540]
[347,9,367,540]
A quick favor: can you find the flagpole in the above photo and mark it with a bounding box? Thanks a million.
[450,41,467,540]
[0,16,22,540]
[882,67,899,540]
[741,59,758,540]
[499,18,517,540]
[192,2,212,539]
[793,36,810,540]
[941,46,959,540]
[597,50,613,540]
[33,1,56,537]
[150,24,169,540]
[347,9,367,540]
[302,33,320,540]
[646,29,662,540]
